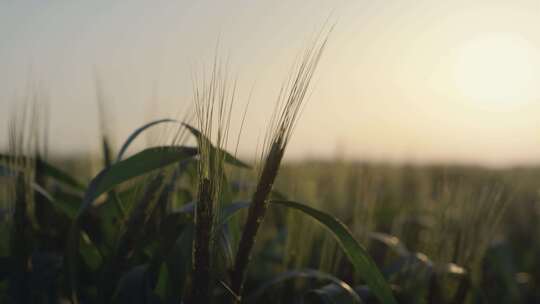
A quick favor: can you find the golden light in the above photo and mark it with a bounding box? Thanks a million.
[453,33,540,109]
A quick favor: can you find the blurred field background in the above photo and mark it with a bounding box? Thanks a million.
[5,151,536,302]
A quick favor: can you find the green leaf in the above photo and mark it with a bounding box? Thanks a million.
[67,222,81,301]
[183,123,251,169]
[155,263,169,300]
[174,188,193,207]
[246,268,361,304]
[94,193,129,251]
[80,231,102,271]
[101,136,114,168]
[271,200,397,304]
[116,118,179,162]
[31,182,79,220]
[269,190,288,200]
[165,225,194,301]
[215,226,235,274]
[79,146,197,216]
[218,201,250,228]
[38,159,85,190]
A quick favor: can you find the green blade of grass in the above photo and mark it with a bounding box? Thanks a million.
[78,146,197,216]
[155,263,169,301]
[80,231,102,271]
[39,159,85,191]
[245,268,360,304]
[31,182,79,220]
[167,224,194,302]
[116,118,179,162]
[219,201,250,227]
[214,200,394,303]
[271,200,397,304]
[101,136,113,168]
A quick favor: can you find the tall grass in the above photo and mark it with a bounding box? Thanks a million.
[190,58,237,303]
[274,162,516,302]
[229,31,330,301]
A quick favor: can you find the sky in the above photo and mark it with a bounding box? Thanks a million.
[2,0,540,166]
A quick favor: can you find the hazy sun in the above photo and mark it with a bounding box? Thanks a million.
[454,33,540,108]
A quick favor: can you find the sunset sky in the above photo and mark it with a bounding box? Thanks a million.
[2,0,540,166]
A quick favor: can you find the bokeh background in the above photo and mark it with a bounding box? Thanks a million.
[3,0,540,166]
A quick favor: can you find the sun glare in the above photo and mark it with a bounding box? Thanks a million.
[454,33,540,109]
